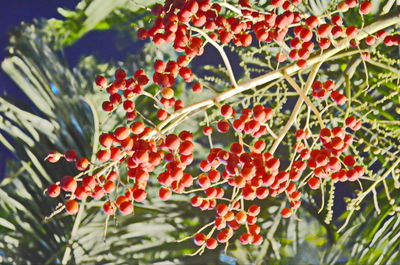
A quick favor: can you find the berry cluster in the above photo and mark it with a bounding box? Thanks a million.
[42,0,394,254]
[311,80,346,105]
[294,120,364,190]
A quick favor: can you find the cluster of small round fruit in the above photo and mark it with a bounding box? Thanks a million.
[294,121,364,190]
[190,130,301,247]
[43,0,387,253]
[206,104,274,137]
[311,80,347,106]
[137,0,377,70]
[98,68,150,118]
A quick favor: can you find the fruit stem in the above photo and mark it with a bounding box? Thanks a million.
[270,61,324,155]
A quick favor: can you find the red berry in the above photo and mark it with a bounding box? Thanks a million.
[203,126,213,136]
[119,201,134,215]
[74,187,89,200]
[102,101,113,112]
[154,60,165,73]
[317,24,331,37]
[220,104,234,118]
[159,187,172,200]
[115,68,126,80]
[194,233,206,246]
[95,75,107,87]
[319,38,331,49]
[295,129,306,140]
[377,30,387,39]
[354,165,365,177]
[343,154,356,167]
[133,189,147,202]
[179,140,194,155]
[192,82,203,92]
[252,234,263,245]
[76,157,89,171]
[46,150,61,163]
[331,15,343,26]
[206,238,218,249]
[47,184,61,198]
[308,177,320,189]
[179,67,193,81]
[248,205,261,216]
[345,116,357,128]
[82,175,96,190]
[239,233,251,245]
[271,0,285,7]
[217,120,230,133]
[157,109,169,120]
[165,134,180,150]
[216,203,229,216]
[216,231,229,243]
[91,185,105,199]
[305,16,319,28]
[281,207,292,218]
[99,133,114,148]
[103,201,116,215]
[64,150,77,162]
[346,26,358,38]
[61,176,77,193]
[97,150,110,162]
[137,28,148,40]
[331,26,344,38]
[297,59,307,68]
[345,0,358,8]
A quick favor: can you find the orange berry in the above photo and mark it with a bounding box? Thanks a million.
[76,157,89,171]
[235,211,247,224]
[65,200,79,215]
[114,127,130,141]
[130,121,145,135]
[104,181,116,193]
[161,87,174,99]
[359,1,372,14]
